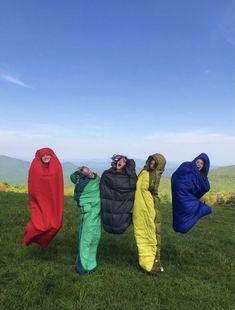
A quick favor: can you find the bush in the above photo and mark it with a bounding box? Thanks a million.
[0,182,11,192]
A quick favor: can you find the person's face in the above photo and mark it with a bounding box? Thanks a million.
[149,159,157,170]
[82,167,92,175]
[196,159,204,171]
[116,158,127,170]
[41,154,52,164]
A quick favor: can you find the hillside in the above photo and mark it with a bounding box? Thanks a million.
[0,191,234,309]
[209,165,235,178]
[0,155,30,184]
[209,165,235,192]
[0,155,234,191]
[0,155,177,184]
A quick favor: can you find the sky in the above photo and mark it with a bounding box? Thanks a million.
[0,0,234,165]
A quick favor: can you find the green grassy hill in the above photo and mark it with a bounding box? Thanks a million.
[0,156,234,207]
[209,165,235,177]
[209,165,235,192]
[0,191,234,309]
[1,155,234,191]
[0,155,177,185]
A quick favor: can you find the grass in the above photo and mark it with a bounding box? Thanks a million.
[0,191,234,310]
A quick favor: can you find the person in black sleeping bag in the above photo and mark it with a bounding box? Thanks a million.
[100,154,138,234]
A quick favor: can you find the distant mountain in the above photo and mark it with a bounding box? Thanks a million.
[0,155,178,184]
[1,155,233,185]
[0,155,30,184]
[0,156,111,184]
[0,156,78,185]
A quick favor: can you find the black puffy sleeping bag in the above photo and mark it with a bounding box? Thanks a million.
[100,159,137,234]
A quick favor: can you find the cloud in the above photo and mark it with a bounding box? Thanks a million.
[0,129,234,166]
[0,73,32,88]
[141,131,235,164]
[144,131,235,144]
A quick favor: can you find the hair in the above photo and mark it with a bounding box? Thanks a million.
[76,166,87,174]
[111,154,127,168]
[145,156,158,171]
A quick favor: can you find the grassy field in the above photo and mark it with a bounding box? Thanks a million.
[0,191,234,310]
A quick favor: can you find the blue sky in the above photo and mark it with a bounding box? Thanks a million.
[0,0,234,165]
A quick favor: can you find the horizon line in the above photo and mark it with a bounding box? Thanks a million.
[0,154,234,167]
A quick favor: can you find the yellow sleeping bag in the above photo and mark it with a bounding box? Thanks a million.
[133,153,166,273]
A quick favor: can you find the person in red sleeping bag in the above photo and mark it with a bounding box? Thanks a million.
[23,147,64,248]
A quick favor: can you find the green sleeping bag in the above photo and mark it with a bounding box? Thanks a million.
[71,171,101,274]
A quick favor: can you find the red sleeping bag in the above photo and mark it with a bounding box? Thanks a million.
[23,147,64,247]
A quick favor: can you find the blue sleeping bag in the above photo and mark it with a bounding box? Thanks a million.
[171,153,212,233]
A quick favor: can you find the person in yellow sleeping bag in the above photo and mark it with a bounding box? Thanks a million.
[133,153,166,274]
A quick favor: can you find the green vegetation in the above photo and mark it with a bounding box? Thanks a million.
[209,166,235,191]
[1,168,235,208]
[0,191,234,309]
[0,164,234,307]
[0,182,27,193]
[1,154,234,202]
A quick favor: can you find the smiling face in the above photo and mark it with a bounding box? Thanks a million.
[41,154,52,164]
[195,159,204,171]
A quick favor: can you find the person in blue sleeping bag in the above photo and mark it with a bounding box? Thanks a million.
[171,153,212,233]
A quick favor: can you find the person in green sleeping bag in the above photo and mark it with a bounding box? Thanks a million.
[70,166,101,274]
